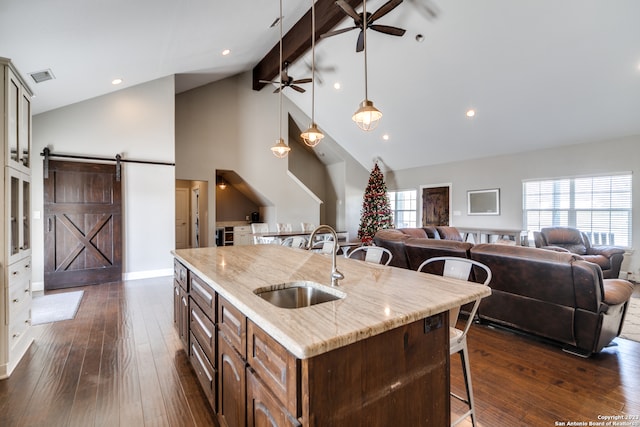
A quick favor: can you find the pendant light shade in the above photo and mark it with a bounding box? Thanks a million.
[353,0,382,131]
[353,100,382,131]
[271,138,291,158]
[270,0,290,158]
[301,123,324,147]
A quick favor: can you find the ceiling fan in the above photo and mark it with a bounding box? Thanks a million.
[302,53,336,85]
[260,62,312,93]
[321,0,406,52]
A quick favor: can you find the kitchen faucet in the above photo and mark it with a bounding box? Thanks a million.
[307,225,344,287]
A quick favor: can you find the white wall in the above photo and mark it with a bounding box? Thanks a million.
[31,76,176,289]
[390,136,640,276]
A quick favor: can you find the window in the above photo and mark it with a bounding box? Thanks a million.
[523,174,632,247]
[388,190,417,228]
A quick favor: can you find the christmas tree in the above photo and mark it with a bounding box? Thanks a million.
[357,162,394,244]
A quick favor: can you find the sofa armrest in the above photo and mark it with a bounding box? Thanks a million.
[586,245,626,258]
[600,279,634,312]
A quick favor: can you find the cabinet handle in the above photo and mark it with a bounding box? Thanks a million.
[191,309,213,339]
[12,271,19,276]
[191,344,213,382]
[13,298,19,303]
[13,333,20,339]
[191,280,213,305]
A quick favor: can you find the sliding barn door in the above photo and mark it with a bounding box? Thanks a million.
[44,160,122,289]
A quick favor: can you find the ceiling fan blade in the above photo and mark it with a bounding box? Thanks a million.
[259,79,276,84]
[370,24,406,36]
[336,0,362,24]
[292,78,312,85]
[356,30,364,52]
[291,85,306,93]
[321,26,357,39]
[273,87,282,94]
[370,0,403,22]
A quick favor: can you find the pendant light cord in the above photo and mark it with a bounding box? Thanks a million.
[278,0,283,140]
[363,0,368,101]
[311,0,316,122]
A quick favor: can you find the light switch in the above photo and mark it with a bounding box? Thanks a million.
[33,210,41,219]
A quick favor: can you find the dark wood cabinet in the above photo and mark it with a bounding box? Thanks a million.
[218,333,246,427]
[174,256,451,426]
[173,260,189,350]
[247,367,301,427]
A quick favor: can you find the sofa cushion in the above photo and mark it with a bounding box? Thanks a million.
[399,228,428,238]
[435,226,464,241]
[405,238,474,271]
[541,227,588,255]
[373,229,410,269]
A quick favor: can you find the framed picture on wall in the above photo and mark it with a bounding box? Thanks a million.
[467,188,500,215]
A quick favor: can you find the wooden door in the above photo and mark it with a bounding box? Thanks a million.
[175,187,189,249]
[44,160,122,289]
[422,186,450,226]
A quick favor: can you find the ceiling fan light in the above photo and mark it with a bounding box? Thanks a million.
[353,99,382,131]
[270,138,291,158]
[301,123,324,147]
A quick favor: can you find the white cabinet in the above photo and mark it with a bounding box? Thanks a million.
[1,58,34,379]
[233,225,253,246]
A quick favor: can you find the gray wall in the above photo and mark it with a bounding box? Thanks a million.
[175,71,369,240]
[390,136,640,277]
[32,76,176,289]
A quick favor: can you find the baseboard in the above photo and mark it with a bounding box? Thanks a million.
[123,268,173,281]
[32,268,174,291]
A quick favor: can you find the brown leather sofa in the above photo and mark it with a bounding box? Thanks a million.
[534,226,626,279]
[373,228,635,356]
[470,244,634,356]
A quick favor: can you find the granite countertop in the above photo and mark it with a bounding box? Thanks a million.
[173,245,491,359]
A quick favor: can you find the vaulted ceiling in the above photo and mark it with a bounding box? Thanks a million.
[2,0,639,171]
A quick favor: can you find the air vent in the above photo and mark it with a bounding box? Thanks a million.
[29,69,55,84]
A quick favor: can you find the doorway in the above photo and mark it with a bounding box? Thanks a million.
[175,180,208,248]
[421,185,451,226]
[43,160,122,289]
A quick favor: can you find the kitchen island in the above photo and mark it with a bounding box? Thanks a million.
[173,244,490,426]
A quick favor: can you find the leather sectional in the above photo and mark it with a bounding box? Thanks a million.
[373,227,635,356]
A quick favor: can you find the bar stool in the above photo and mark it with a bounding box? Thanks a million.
[417,256,492,427]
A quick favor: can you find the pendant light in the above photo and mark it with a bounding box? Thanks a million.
[352,0,382,131]
[270,0,291,158]
[300,0,324,147]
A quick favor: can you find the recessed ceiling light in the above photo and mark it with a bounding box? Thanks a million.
[382,134,390,140]
[222,49,231,56]
[466,109,476,118]
[333,82,341,90]
[112,78,123,85]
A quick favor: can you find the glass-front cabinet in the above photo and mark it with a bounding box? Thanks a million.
[7,168,31,264]
[5,65,31,172]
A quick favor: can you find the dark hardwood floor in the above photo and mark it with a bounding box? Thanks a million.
[1,277,639,426]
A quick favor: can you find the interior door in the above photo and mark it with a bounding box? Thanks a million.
[44,160,122,289]
[422,186,450,226]
[175,187,189,249]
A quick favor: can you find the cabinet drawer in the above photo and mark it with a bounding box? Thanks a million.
[190,298,216,363]
[247,321,299,417]
[174,259,188,290]
[8,280,32,324]
[8,257,32,287]
[9,306,31,353]
[190,332,216,410]
[190,273,216,319]
[247,367,301,427]
[218,296,246,358]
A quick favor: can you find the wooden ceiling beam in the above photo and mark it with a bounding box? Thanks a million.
[252,0,363,91]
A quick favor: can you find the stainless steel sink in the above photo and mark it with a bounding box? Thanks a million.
[254,281,346,309]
